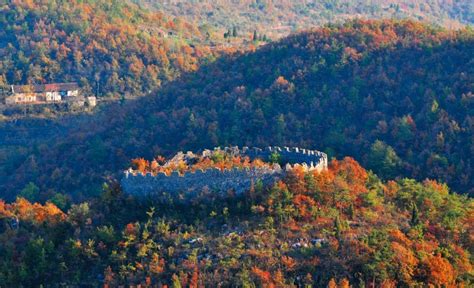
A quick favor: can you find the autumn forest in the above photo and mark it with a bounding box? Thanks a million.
[0,0,473,287]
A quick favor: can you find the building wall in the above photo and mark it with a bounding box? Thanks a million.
[11,93,38,103]
[67,90,79,97]
[86,96,97,107]
[45,92,61,102]
[6,89,80,105]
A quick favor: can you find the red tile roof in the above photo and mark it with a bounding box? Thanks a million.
[12,83,79,93]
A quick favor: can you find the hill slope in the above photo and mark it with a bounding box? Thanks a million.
[0,158,472,286]
[137,0,473,38]
[1,20,473,199]
[0,0,212,99]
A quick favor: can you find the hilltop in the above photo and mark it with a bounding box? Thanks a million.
[0,0,214,101]
[0,157,471,286]
[1,20,473,199]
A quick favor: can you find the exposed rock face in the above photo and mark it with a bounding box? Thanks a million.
[121,146,327,201]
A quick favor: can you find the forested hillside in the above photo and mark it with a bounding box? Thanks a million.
[0,0,213,99]
[1,158,472,286]
[1,20,473,199]
[137,0,473,38]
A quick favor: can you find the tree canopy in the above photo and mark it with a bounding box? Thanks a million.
[0,0,213,98]
[0,157,471,286]
[2,20,472,199]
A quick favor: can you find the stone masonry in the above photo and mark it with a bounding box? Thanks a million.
[121,146,327,200]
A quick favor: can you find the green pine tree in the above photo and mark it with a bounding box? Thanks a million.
[410,203,420,226]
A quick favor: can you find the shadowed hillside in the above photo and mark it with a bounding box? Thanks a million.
[1,20,473,199]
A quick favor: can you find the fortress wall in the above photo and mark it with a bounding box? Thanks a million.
[225,146,327,172]
[121,166,283,198]
[121,147,328,199]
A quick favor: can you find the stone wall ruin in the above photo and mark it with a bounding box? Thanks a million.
[121,146,328,200]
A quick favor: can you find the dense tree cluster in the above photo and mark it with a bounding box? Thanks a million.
[0,158,471,286]
[0,0,213,98]
[2,20,471,199]
[138,0,473,39]
[130,150,275,175]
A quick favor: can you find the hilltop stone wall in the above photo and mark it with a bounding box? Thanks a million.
[230,146,327,171]
[122,166,283,199]
[121,146,327,200]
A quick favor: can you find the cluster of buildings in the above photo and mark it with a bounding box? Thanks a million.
[4,82,96,107]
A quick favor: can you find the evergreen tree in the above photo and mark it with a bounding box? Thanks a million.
[367,140,401,179]
[410,203,420,226]
[334,215,343,239]
[348,203,355,220]
[18,182,40,202]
